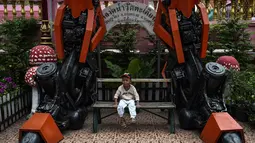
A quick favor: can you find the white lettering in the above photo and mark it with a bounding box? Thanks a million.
[102,2,156,35]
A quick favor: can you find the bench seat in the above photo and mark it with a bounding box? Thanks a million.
[92,101,176,133]
[92,101,175,109]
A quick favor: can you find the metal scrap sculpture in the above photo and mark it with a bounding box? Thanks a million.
[156,0,244,142]
[20,0,245,143]
[20,0,106,142]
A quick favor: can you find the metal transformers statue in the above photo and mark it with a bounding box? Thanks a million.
[19,0,106,142]
[155,0,244,143]
[19,0,245,143]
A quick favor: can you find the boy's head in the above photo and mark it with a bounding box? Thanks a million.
[121,73,131,87]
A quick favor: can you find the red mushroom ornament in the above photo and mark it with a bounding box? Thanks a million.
[24,66,38,87]
[29,45,57,66]
[216,56,240,71]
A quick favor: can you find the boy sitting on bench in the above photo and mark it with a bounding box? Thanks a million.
[113,73,140,127]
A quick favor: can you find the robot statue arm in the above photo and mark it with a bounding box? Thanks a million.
[90,6,107,52]
[154,0,209,63]
[196,3,209,58]
[54,0,106,63]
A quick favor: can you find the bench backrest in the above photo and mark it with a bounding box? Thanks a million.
[96,78,173,102]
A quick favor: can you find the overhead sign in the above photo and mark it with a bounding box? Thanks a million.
[102,2,156,35]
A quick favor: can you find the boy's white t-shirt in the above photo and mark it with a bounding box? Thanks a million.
[114,84,140,101]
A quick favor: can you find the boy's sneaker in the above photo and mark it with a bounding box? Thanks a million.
[120,117,126,127]
[131,118,136,123]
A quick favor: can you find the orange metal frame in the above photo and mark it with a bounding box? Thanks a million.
[153,0,209,64]
[54,0,106,63]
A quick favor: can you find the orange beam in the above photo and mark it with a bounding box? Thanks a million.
[54,4,66,60]
[168,8,185,64]
[197,3,209,59]
[19,113,64,143]
[90,6,107,52]
[64,0,93,18]
[79,9,94,63]
[153,3,174,48]
[201,112,245,143]
[153,25,174,49]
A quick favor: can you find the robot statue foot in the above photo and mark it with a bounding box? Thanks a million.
[178,108,204,129]
[68,107,88,130]
[200,112,244,143]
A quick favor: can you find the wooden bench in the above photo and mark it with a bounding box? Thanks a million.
[92,78,176,133]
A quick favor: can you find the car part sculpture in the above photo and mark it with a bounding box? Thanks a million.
[19,0,106,142]
[20,0,244,143]
[156,0,244,143]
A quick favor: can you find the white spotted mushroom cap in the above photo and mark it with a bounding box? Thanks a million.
[29,45,57,66]
[24,66,38,87]
[216,56,240,71]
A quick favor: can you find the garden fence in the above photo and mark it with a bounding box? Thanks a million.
[0,89,32,132]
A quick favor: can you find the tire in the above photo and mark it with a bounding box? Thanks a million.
[219,132,242,143]
[20,132,44,143]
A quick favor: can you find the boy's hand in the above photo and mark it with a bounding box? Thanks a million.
[113,103,118,108]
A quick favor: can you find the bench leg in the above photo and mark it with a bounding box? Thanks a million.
[169,109,175,134]
[98,108,101,124]
[93,108,98,133]
[168,109,171,124]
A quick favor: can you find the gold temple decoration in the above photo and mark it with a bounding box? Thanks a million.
[40,20,53,46]
[231,0,236,18]
[213,0,218,20]
[29,0,34,16]
[222,0,227,19]
[239,0,244,20]
[248,0,253,19]
[35,0,42,20]
[3,0,8,18]
[21,0,25,17]
[12,1,17,17]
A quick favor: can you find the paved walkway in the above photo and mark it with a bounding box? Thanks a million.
[0,109,254,143]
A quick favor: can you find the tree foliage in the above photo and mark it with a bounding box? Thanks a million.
[208,17,254,69]
[0,17,39,86]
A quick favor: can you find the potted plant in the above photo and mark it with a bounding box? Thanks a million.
[228,70,255,122]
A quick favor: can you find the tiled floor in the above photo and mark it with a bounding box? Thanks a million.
[0,109,254,143]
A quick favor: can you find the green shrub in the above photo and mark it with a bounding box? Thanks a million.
[0,17,39,86]
[228,70,255,122]
[207,17,254,69]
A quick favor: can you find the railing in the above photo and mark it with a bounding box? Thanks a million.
[97,78,171,101]
[0,0,42,21]
[0,0,254,21]
[0,89,32,132]
[102,0,255,21]
[201,0,254,21]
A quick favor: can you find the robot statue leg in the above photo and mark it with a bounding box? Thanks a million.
[26,87,40,119]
